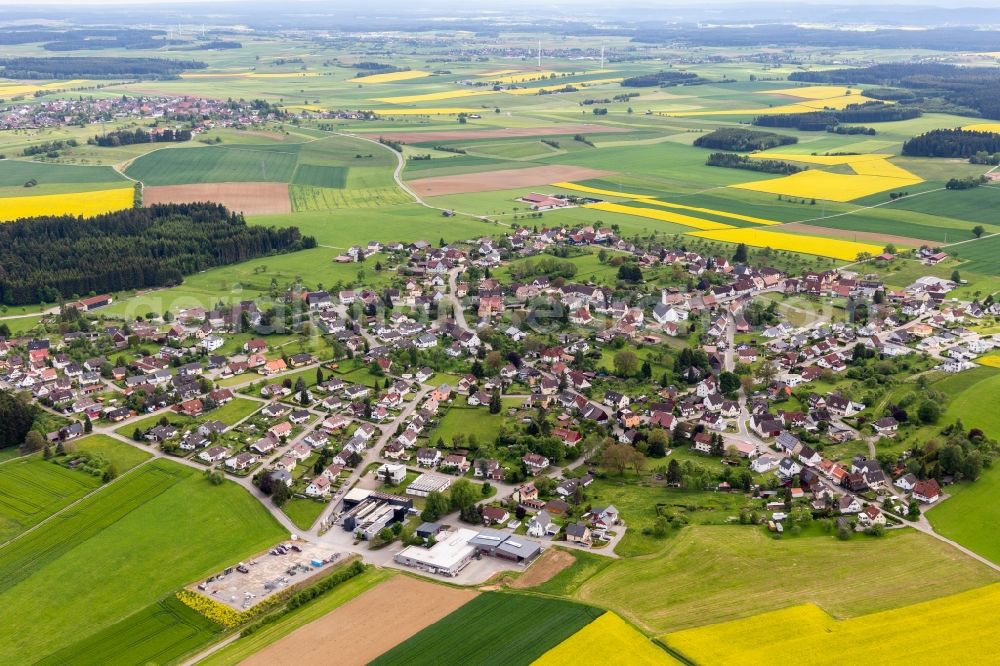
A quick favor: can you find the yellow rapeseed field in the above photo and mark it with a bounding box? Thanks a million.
[762,85,861,99]
[353,70,431,84]
[533,613,678,666]
[667,85,879,117]
[849,158,922,180]
[481,70,559,83]
[687,227,884,261]
[661,583,1000,666]
[976,354,1000,368]
[372,108,482,115]
[0,79,94,97]
[550,182,654,199]
[749,153,892,166]
[962,123,1000,134]
[731,169,921,202]
[584,202,735,231]
[642,199,779,226]
[0,188,134,222]
[503,78,623,95]
[373,89,493,104]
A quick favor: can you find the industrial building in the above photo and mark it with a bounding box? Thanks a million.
[340,489,412,539]
[394,528,479,577]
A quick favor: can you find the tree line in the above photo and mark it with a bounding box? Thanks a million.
[0,56,206,80]
[0,391,35,451]
[693,128,797,152]
[754,104,919,131]
[0,203,310,306]
[902,128,1000,158]
[90,127,192,148]
[620,71,701,87]
[706,152,806,174]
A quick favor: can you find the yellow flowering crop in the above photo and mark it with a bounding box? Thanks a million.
[749,153,891,166]
[849,158,922,180]
[534,613,679,666]
[584,202,736,231]
[550,182,654,199]
[373,89,493,104]
[353,70,431,84]
[762,85,862,99]
[371,108,482,115]
[976,354,1000,368]
[642,199,779,226]
[688,227,885,261]
[0,188,134,222]
[175,589,278,629]
[962,123,1000,134]
[0,79,94,97]
[662,583,1000,666]
[731,169,921,202]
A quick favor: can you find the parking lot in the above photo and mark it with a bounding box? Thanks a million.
[187,541,343,610]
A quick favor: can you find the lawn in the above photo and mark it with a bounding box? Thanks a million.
[282,497,327,531]
[572,525,998,635]
[210,398,262,426]
[0,455,102,542]
[371,592,604,666]
[927,462,1000,566]
[426,396,518,446]
[71,435,152,472]
[0,459,285,662]
[35,595,224,666]
[199,568,395,666]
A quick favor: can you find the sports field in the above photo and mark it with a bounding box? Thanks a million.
[0,459,284,662]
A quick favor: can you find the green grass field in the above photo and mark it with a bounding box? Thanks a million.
[125,144,299,185]
[0,455,101,542]
[291,164,348,188]
[210,398,262,426]
[0,160,128,187]
[371,592,604,666]
[949,233,1000,276]
[570,526,998,635]
[35,595,224,666]
[282,497,327,531]
[927,464,1000,566]
[72,434,153,472]
[426,396,520,446]
[199,568,395,666]
[0,459,284,662]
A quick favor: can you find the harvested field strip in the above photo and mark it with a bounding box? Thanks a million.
[534,612,678,666]
[143,183,292,215]
[731,169,922,202]
[0,187,133,222]
[661,583,1000,665]
[408,165,613,196]
[36,596,223,666]
[688,227,883,260]
[372,592,604,666]
[243,575,477,666]
[640,199,780,226]
[584,202,736,231]
[369,125,627,144]
[373,89,493,104]
[509,548,576,589]
[0,458,100,542]
[0,462,182,593]
[353,70,431,83]
[550,181,655,199]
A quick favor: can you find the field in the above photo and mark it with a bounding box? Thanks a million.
[0,459,285,662]
[949,232,1000,275]
[199,567,395,666]
[371,592,604,666]
[35,595,224,666]
[407,165,613,196]
[71,434,153,472]
[660,583,1000,665]
[0,187,134,222]
[570,526,998,634]
[143,183,292,215]
[372,125,627,144]
[534,612,677,666]
[731,168,922,202]
[0,455,102,542]
[689,227,884,261]
[125,145,299,186]
[426,396,521,446]
[243,575,478,666]
[282,497,327,531]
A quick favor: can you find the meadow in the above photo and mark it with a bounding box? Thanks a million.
[660,582,1000,665]
[0,459,284,662]
[0,455,102,542]
[371,592,604,666]
[571,525,998,634]
[425,397,519,446]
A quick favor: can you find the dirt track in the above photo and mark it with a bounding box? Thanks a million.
[779,222,933,247]
[408,165,614,197]
[509,548,575,589]
[143,182,291,215]
[371,124,628,144]
[241,575,477,666]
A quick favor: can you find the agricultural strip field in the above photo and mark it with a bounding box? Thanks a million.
[407,165,613,196]
[0,459,284,662]
[888,185,1000,227]
[689,227,884,261]
[143,183,292,215]
[35,595,223,666]
[0,187,134,222]
[199,567,395,666]
[660,583,1000,665]
[947,233,1000,275]
[242,575,477,666]
[371,592,604,666]
[289,184,412,211]
[0,161,128,188]
[534,613,677,666]
[125,145,299,185]
[730,169,922,203]
[779,221,937,247]
[570,526,998,635]
[0,456,101,542]
[368,124,628,144]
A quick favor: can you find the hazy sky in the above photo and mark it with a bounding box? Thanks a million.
[0,0,989,5]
